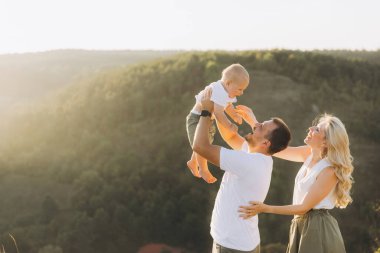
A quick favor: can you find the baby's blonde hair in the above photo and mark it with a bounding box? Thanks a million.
[221,64,249,84]
[318,114,354,208]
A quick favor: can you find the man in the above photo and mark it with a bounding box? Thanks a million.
[193,89,291,253]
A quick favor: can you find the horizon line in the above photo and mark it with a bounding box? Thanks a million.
[1,47,379,56]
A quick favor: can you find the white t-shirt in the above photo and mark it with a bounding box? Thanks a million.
[192,80,237,114]
[293,155,337,209]
[211,142,273,251]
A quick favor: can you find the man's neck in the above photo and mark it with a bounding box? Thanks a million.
[248,146,271,156]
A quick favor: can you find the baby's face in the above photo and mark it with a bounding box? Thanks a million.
[226,80,249,98]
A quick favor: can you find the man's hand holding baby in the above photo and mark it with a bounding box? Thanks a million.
[201,87,239,133]
[200,87,214,113]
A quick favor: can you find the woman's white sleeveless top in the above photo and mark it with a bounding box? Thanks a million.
[292,155,337,209]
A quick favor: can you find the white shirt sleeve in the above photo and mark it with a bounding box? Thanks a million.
[241,141,249,152]
[220,147,268,178]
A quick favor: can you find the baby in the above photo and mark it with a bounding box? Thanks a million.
[186,63,250,183]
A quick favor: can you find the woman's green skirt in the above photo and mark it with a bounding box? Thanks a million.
[287,209,346,253]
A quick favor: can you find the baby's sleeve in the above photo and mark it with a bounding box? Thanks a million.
[211,85,229,107]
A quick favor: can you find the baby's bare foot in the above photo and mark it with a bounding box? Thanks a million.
[199,170,217,184]
[187,160,201,178]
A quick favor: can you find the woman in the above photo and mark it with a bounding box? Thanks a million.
[238,111,354,253]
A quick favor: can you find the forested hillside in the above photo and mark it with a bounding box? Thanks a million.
[0,51,379,253]
[0,50,177,116]
[317,49,380,65]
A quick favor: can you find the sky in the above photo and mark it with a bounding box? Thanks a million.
[1,0,379,54]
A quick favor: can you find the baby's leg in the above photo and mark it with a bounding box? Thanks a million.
[196,153,217,184]
[187,152,201,178]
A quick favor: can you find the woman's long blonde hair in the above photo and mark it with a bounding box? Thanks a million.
[318,114,354,208]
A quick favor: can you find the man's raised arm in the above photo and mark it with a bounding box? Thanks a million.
[216,119,245,151]
[217,104,258,150]
[192,89,221,167]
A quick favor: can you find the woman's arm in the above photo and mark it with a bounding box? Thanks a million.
[273,146,311,162]
[239,167,338,217]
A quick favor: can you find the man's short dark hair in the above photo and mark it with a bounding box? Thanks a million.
[266,118,291,155]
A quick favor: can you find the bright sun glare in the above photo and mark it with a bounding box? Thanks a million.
[0,0,379,54]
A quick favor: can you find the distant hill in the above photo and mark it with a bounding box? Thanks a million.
[0,49,178,115]
[0,50,379,253]
[1,49,378,115]
[316,49,380,65]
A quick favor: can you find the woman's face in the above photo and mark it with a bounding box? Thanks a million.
[304,121,327,149]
